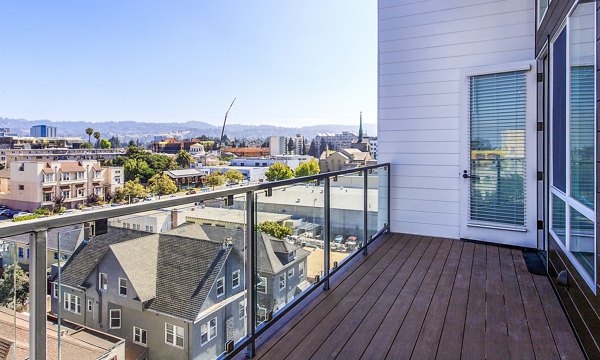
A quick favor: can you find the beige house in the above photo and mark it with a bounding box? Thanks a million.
[319,148,374,173]
[0,160,124,211]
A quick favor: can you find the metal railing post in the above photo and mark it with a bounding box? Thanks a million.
[245,191,256,358]
[323,178,331,291]
[363,171,368,255]
[29,230,47,360]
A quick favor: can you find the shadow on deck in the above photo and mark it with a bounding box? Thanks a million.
[249,233,584,359]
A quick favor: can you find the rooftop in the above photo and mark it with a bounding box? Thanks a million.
[182,207,292,225]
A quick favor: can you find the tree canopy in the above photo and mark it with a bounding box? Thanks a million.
[99,139,111,149]
[205,171,226,189]
[175,150,193,169]
[257,221,292,240]
[294,158,320,178]
[224,169,244,184]
[105,145,176,183]
[122,179,148,199]
[0,264,29,310]
[265,162,293,182]
[148,173,178,195]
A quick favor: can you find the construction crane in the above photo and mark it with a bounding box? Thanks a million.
[219,97,236,156]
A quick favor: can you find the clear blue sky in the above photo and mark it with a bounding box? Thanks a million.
[0,1,376,127]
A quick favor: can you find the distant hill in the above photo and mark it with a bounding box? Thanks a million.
[0,117,376,142]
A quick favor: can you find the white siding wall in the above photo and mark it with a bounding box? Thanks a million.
[378,0,535,238]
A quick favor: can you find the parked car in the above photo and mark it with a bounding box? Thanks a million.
[334,235,344,244]
[12,211,32,218]
[186,190,197,195]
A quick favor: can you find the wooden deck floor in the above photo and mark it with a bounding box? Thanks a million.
[251,233,585,360]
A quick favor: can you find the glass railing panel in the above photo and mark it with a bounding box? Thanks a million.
[329,171,364,270]
[368,165,389,241]
[254,180,325,326]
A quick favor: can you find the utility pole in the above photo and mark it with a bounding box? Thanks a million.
[219,98,236,157]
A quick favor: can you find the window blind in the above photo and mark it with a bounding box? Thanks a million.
[468,71,527,227]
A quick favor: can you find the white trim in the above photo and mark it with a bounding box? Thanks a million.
[98,272,107,291]
[200,317,217,346]
[165,322,185,349]
[232,270,240,289]
[109,309,121,329]
[133,326,148,347]
[118,277,127,297]
[463,61,532,77]
[216,277,225,297]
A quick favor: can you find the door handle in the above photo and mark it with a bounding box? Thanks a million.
[462,170,471,179]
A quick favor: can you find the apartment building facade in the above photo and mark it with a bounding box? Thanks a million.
[0,160,123,211]
[378,0,599,356]
[0,148,125,169]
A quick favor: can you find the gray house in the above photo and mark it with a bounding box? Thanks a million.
[50,226,246,360]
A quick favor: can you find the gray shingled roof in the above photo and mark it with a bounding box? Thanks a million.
[165,223,245,250]
[3,225,84,253]
[257,233,310,274]
[110,236,159,302]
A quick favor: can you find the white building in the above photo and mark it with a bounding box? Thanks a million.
[229,155,314,170]
[315,131,357,154]
[269,136,286,156]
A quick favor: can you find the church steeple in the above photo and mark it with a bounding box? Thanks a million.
[358,111,364,142]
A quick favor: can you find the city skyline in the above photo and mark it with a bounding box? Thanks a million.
[0,1,376,126]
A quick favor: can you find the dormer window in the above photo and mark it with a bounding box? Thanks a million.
[288,251,295,262]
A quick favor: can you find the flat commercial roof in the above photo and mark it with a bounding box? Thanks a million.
[183,207,291,225]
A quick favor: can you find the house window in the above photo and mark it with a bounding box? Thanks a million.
[232,270,240,289]
[550,2,597,290]
[95,170,102,178]
[64,293,81,314]
[62,172,70,181]
[99,273,107,291]
[18,185,24,191]
[119,278,127,296]
[17,247,23,258]
[77,188,85,198]
[299,262,304,277]
[52,283,58,298]
[134,327,147,346]
[200,318,217,345]
[62,190,70,199]
[279,274,286,290]
[239,301,246,320]
[257,306,267,324]
[288,268,294,278]
[165,323,184,348]
[109,309,121,329]
[77,171,85,179]
[216,277,225,297]
[44,192,53,202]
[44,173,54,183]
[257,275,267,294]
[87,299,93,312]
[145,225,153,232]
[94,187,102,195]
[18,163,24,171]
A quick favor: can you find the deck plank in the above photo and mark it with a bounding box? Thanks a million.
[461,243,487,359]
[250,235,585,360]
[359,237,442,360]
[511,248,561,359]
[484,246,510,360]
[258,233,414,359]
[409,240,463,359]
[498,247,535,360]
[290,237,422,359]
[385,239,455,359]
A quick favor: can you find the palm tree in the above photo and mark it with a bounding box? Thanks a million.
[93,131,101,149]
[85,128,94,146]
[175,150,193,169]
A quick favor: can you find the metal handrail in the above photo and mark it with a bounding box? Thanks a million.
[0,162,389,238]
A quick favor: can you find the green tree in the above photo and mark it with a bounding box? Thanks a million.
[257,221,292,240]
[124,158,155,182]
[148,173,178,196]
[99,139,111,149]
[85,127,94,145]
[93,131,101,149]
[122,179,148,200]
[294,158,320,178]
[287,138,295,154]
[205,171,226,190]
[80,142,93,149]
[175,150,193,169]
[0,264,29,310]
[301,140,307,155]
[265,162,293,182]
[307,139,317,157]
[108,136,121,148]
[224,169,244,184]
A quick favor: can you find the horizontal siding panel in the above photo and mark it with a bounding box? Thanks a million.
[379,21,531,48]
[392,187,460,202]
[391,221,460,239]
[379,0,498,14]
[379,0,532,30]
[379,69,460,86]
[392,198,459,214]
[378,118,459,131]
[379,93,459,108]
[378,129,460,142]
[380,36,534,63]
[379,49,533,74]
[385,164,459,178]
[379,81,459,97]
[378,141,459,153]
[389,153,459,166]
[392,175,460,190]
[379,105,460,119]
[392,210,460,226]
[379,14,532,43]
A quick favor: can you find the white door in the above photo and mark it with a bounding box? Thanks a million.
[459,62,538,248]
